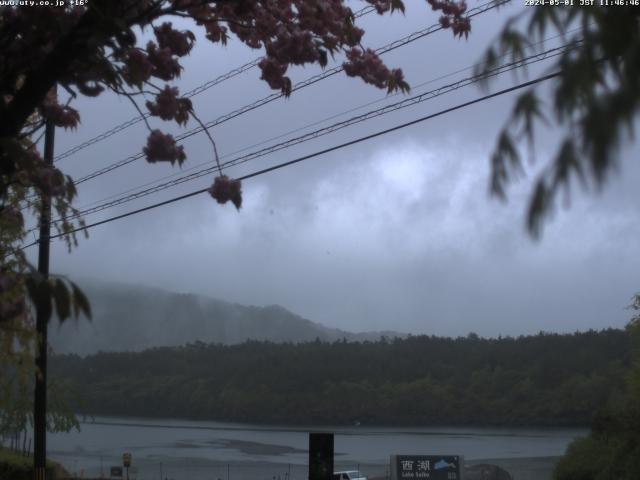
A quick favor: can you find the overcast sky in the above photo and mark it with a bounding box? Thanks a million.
[27,0,640,338]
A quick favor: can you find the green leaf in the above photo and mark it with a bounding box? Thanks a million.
[489,130,522,200]
[475,47,498,86]
[52,278,71,323]
[527,7,565,40]
[512,90,547,144]
[527,178,551,239]
[70,281,91,320]
[499,29,530,65]
[552,138,584,191]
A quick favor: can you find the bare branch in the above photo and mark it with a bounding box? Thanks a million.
[113,87,153,132]
[189,109,222,175]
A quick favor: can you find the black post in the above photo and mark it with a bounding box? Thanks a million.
[33,92,56,480]
[309,433,334,480]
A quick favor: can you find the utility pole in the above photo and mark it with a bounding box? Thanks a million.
[34,87,56,480]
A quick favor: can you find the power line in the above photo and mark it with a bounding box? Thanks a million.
[70,27,578,216]
[25,31,577,238]
[52,43,571,226]
[18,4,414,210]
[51,5,378,163]
[25,41,572,236]
[21,70,561,251]
[19,0,510,215]
[53,59,261,163]
[70,0,510,186]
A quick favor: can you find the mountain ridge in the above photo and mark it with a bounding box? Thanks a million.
[49,277,405,355]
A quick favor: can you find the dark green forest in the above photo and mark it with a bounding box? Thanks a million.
[50,329,631,427]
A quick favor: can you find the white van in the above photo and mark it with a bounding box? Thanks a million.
[333,471,368,480]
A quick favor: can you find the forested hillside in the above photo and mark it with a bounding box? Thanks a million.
[51,329,630,426]
[48,279,402,354]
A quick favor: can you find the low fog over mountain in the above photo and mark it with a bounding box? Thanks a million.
[49,278,404,355]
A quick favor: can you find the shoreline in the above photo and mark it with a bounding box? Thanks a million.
[78,413,590,431]
[49,417,576,479]
[48,453,563,480]
[76,415,589,444]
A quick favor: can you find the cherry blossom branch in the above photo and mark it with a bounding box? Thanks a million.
[189,109,222,175]
[116,88,153,131]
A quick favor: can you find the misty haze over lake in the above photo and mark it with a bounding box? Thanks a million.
[49,279,405,355]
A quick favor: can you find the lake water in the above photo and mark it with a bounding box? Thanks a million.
[48,416,587,480]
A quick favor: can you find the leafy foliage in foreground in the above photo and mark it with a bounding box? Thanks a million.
[0,447,68,480]
[51,329,630,426]
[553,296,640,480]
[480,7,640,237]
